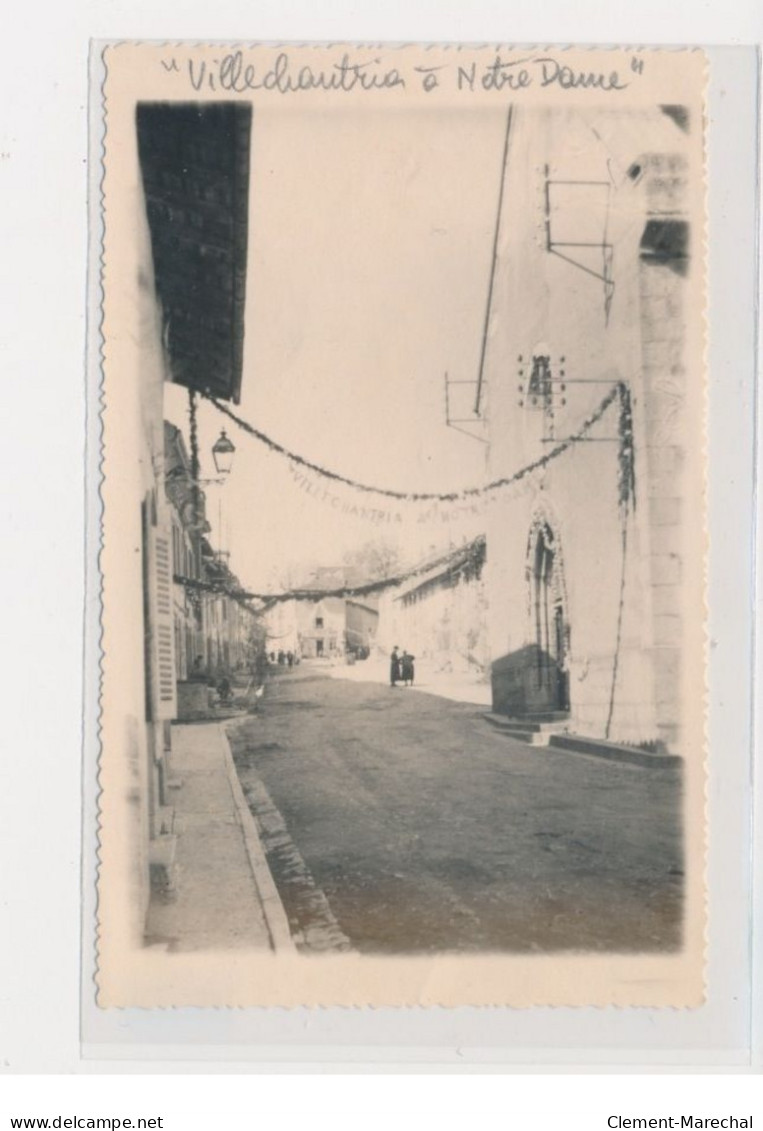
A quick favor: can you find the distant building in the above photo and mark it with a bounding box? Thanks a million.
[261,570,380,660]
[345,597,379,656]
[298,596,347,658]
[376,538,488,674]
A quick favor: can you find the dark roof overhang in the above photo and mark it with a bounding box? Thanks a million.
[137,102,252,404]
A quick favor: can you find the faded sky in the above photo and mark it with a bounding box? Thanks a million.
[165,104,508,590]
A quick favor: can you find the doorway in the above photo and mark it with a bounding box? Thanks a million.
[531,521,569,712]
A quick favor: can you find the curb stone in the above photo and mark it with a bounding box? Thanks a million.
[218,723,297,954]
[548,732,682,770]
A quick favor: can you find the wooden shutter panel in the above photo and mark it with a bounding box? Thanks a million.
[147,521,178,720]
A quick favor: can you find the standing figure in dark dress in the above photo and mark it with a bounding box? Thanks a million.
[401,650,415,687]
[390,646,401,687]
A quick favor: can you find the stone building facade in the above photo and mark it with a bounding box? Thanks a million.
[297,596,347,658]
[165,422,206,682]
[100,101,252,953]
[345,597,380,657]
[482,107,696,753]
[376,538,489,675]
[262,591,379,661]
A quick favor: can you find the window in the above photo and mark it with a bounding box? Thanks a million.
[315,616,324,628]
[640,219,689,275]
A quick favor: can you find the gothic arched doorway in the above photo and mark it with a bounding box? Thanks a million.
[530,520,570,713]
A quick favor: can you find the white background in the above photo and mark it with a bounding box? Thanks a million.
[1,0,761,1120]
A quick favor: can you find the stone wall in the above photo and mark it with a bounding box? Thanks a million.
[638,153,689,750]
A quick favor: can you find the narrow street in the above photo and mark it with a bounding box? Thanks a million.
[228,665,683,955]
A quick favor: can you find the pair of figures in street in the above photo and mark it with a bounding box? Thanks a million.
[390,646,415,688]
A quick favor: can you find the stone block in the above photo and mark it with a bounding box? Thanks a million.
[651,585,681,617]
[653,613,682,647]
[639,263,676,302]
[648,468,683,498]
[646,176,686,212]
[651,553,681,586]
[653,397,687,432]
[641,284,683,333]
[651,648,682,710]
[665,293,683,321]
[642,336,684,371]
[646,445,684,478]
[176,679,212,721]
[649,497,682,526]
[491,644,568,716]
[649,525,682,556]
[640,294,668,324]
[655,721,681,754]
[642,338,671,369]
[654,668,681,708]
[652,646,681,681]
[549,733,681,768]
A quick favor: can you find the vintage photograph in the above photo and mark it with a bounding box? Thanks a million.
[97,45,706,1007]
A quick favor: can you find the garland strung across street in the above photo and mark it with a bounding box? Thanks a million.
[606,380,637,738]
[204,382,629,503]
[174,536,489,607]
[177,384,636,608]
[617,382,636,514]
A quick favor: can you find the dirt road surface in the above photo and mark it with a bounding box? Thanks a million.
[228,665,683,955]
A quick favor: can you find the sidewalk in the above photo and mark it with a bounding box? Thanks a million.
[145,721,293,953]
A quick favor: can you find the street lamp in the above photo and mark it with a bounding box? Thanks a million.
[166,429,237,488]
[211,430,236,478]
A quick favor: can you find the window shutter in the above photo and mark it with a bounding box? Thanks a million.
[147,521,178,720]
